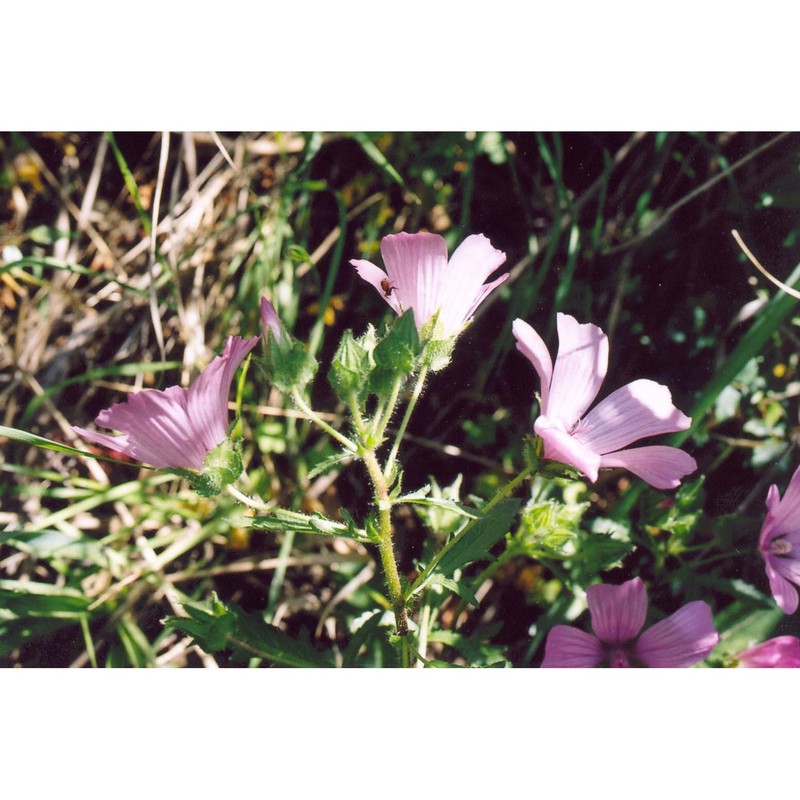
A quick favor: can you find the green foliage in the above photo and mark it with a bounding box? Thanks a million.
[516,497,590,556]
[328,329,374,404]
[262,330,318,393]
[406,475,472,537]
[175,437,244,498]
[369,310,422,396]
[430,499,522,584]
[165,594,333,667]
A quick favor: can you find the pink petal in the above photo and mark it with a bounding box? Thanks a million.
[353,232,507,337]
[765,464,800,537]
[737,636,800,668]
[541,626,604,668]
[260,296,284,342]
[534,415,601,482]
[72,426,139,459]
[187,335,258,455]
[512,318,553,412]
[598,445,697,490]
[586,578,648,644]
[78,385,207,469]
[72,335,258,471]
[635,601,719,667]
[764,558,800,614]
[772,550,800,582]
[758,485,783,549]
[447,233,507,283]
[548,313,608,429]
[381,232,449,330]
[350,258,404,317]
[444,234,507,332]
[460,271,509,328]
[574,379,691,455]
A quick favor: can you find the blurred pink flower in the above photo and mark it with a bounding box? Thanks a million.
[542,577,719,668]
[736,636,800,668]
[512,313,697,489]
[260,296,283,342]
[73,335,259,470]
[350,231,507,336]
[759,465,800,613]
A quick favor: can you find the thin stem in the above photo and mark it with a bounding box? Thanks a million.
[266,530,295,623]
[479,463,533,517]
[226,483,272,512]
[361,448,408,638]
[384,365,428,478]
[416,597,432,667]
[371,373,405,446]
[291,387,358,453]
[349,392,369,440]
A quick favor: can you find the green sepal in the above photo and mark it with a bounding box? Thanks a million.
[174,436,243,498]
[417,309,457,372]
[419,335,456,372]
[263,329,318,393]
[370,309,421,396]
[328,328,375,404]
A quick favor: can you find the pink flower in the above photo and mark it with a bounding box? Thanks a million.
[350,231,508,337]
[736,636,800,668]
[542,577,719,668]
[759,465,800,613]
[72,335,259,470]
[512,313,697,489]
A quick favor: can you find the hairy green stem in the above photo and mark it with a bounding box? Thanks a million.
[291,387,358,453]
[361,448,409,638]
[385,365,428,479]
[371,373,405,446]
[349,392,369,440]
[226,484,356,536]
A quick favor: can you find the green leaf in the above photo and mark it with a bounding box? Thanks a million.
[435,498,521,580]
[5,530,127,575]
[429,575,479,607]
[350,132,421,204]
[0,579,93,618]
[399,485,476,519]
[572,531,634,573]
[106,131,152,235]
[231,511,370,543]
[342,611,387,667]
[405,475,473,536]
[0,424,141,464]
[165,595,333,667]
[709,601,784,665]
[27,225,74,245]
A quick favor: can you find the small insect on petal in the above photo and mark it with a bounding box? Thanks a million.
[380,278,398,298]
